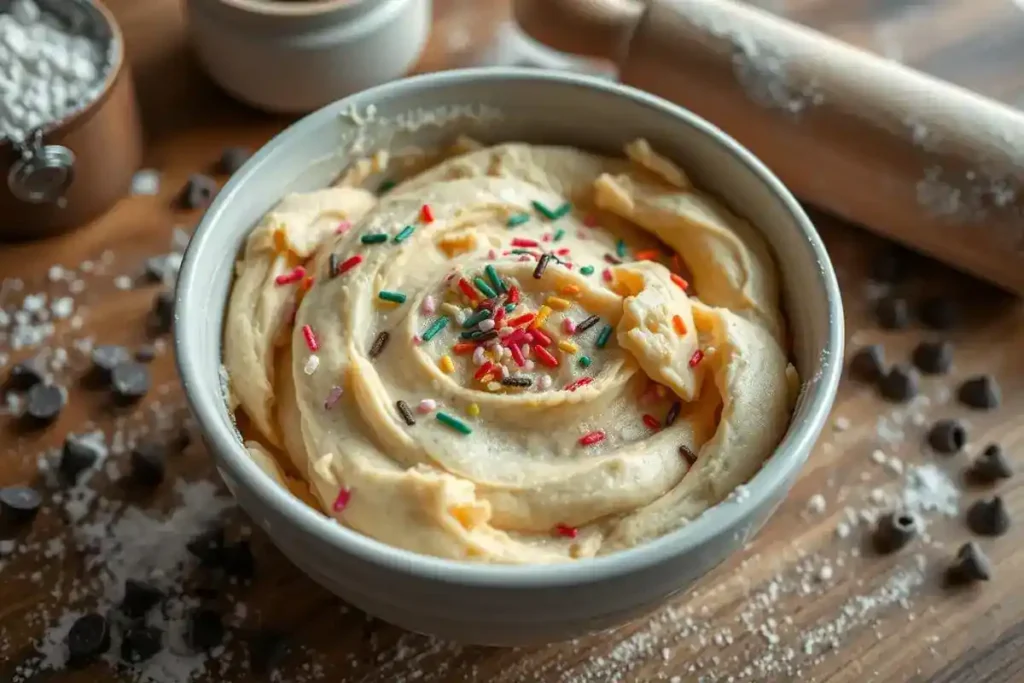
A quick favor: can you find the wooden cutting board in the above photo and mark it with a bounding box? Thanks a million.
[0,2,1021,683]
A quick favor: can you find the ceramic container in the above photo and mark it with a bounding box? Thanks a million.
[176,68,843,646]
[183,0,432,114]
[0,0,142,240]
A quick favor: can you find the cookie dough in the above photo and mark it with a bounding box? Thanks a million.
[224,140,797,563]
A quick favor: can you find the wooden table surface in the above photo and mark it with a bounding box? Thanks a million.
[1,1,1023,682]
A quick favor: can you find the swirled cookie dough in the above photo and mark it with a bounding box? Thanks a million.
[225,140,797,563]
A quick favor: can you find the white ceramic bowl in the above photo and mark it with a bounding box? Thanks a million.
[176,68,843,646]
[182,0,431,114]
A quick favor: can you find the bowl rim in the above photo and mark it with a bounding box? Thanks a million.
[176,67,844,588]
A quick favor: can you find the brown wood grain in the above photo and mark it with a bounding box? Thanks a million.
[1,1,1023,682]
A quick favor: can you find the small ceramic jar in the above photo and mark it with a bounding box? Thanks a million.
[184,0,433,114]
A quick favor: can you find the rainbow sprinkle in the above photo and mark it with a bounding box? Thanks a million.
[466,403,481,417]
[301,324,319,351]
[578,430,605,446]
[689,349,705,367]
[394,225,415,243]
[642,414,661,431]
[420,204,435,223]
[474,277,497,299]
[275,266,306,286]
[422,317,449,342]
[323,385,343,409]
[554,523,578,538]
[485,264,505,293]
[332,488,351,512]
[672,315,687,335]
[546,296,571,311]
[671,273,690,291]
[578,355,592,368]
[596,324,613,349]
[507,213,530,228]
[361,233,388,244]
[439,355,455,373]
[553,228,566,242]
[436,411,472,434]
[337,255,363,275]
[558,339,578,354]
[378,290,407,304]
[580,265,595,276]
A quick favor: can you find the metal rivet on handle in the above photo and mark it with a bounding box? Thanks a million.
[7,129,76,205]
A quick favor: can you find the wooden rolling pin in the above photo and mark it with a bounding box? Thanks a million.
[514,0,1024,295]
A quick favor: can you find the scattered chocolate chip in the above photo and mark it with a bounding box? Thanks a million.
[968,444,1013,483]
[144,255,170,283]
[91,344,130,382]
[873,510,918,553]
[849,344,885,382]
[575,315,601,335]
[66,613,111,667]
[60,434,103,484]
[875,296,909,330]
[879,365,918,403]
[927,419,966,454]
[7,356,45,390]
[120,579,164,619]
[152,289,175,334]
[919,295,959,330]
[135,345,158,363]
[958,375,1001,410]
[221,540,254,580]
[121,625,163,663]
[24,383,66,425]
[966,497,1010,536]
[869,244,910,283]
[679,445,698,466]
[0,486,42,524]
[187,608,225,651]
[396,400,416,425]
[130,441,166,487]
[179,174,217,210]
[112,362,150,404]
[911,340,952,375]
[187,527,226,568]
[218,146,252,175]
[947,542,992,584]
[250,630,289,674]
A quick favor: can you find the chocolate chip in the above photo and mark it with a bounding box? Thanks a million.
[968,444,1012,483]
[0,486,42,524]
[91,344,130,381]
[60,434,103,484]
[144,255,170,283]
[112,362,150,404]
[911,340,952,375]
[130,441,166,487]
[121,625,163,663]
[879,365,918,403]
[179,174,217,210]
[66,613,111,667]
[7,356,45,390]
[187,527,226,567]
[24,383,65,425]
[135,345,157,363]
[187,608,225,651]
[919,295,959,330]
[966,497,1010,536]
[849,344,885,382]
[927,419,966,454]
[869,244,911,283]
[875,296,909,330]
[120,579,163,619]
[221,540,254,580]
[218,147,252,175]
[947,541,992,583]
[958,375,1001,410]
[873,510,919,553]
[152,289,175,334]
[250,630,289,674]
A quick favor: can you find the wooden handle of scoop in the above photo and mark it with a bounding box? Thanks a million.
[514,0,1024,295]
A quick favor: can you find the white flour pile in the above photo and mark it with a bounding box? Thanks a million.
[0,0,110,141]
